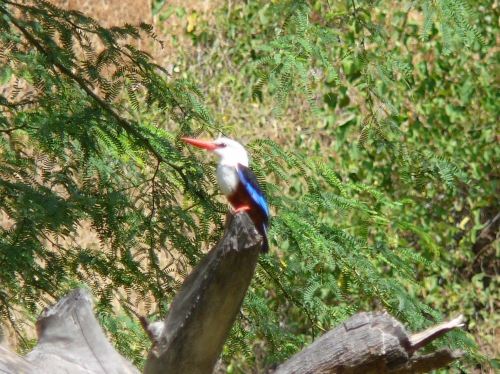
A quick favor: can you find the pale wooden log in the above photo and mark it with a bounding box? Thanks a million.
[274,311,465,374]
[0,288,140,374]
[143,212,262,374]
[0,345,46,374]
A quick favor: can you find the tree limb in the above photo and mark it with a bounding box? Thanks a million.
[274,311,465,374]
[0,288,140,374]
[143,212,263,374]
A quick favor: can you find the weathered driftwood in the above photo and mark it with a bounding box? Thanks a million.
[0,212,465,374]
[274,312,465,374]
[0,288,140,374]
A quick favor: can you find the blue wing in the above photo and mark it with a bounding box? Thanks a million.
[236,164,269,220]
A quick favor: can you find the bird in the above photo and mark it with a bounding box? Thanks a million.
[182,137,269,253]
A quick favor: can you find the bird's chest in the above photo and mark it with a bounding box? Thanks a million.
[216,164,240,197]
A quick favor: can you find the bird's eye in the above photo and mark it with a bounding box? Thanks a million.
[218,143,227,148]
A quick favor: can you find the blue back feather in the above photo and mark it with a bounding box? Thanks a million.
[236,166,269,218]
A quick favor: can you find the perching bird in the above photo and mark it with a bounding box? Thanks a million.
[182,137,269,253]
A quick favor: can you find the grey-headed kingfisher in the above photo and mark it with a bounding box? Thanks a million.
[182,137,270,253]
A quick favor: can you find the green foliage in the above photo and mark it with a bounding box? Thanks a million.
[1,0,498,373]
[174,0,498,371]
[252,2,341,116]
[0,0,220,362]
[252,0,486,193]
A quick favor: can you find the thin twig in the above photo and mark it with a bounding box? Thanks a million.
[148,159,161,225]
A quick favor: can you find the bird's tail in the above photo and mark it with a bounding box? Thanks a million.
[261,225,269,253]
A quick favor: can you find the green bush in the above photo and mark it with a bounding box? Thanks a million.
[1,0,498,372]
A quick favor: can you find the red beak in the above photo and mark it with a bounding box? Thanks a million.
[181,137,217,151]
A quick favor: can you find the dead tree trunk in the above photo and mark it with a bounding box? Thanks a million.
[0,213,465,374]
[274,312,464,374]
[0,287,141,374]
[143,212,262,374]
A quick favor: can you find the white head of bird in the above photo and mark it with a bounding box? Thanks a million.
[181,137,249,167]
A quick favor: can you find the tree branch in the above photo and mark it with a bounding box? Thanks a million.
[274,311,465,374]
[0,288,140,374]
[143,212,263,374]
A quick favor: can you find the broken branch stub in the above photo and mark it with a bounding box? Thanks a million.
[274,311,465,374]
[0,288,140,374]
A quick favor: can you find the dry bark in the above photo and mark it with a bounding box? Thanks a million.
[0,212,465,374]
[142,212,262,374]
[274,312,465,374]
[0,288,140,374]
